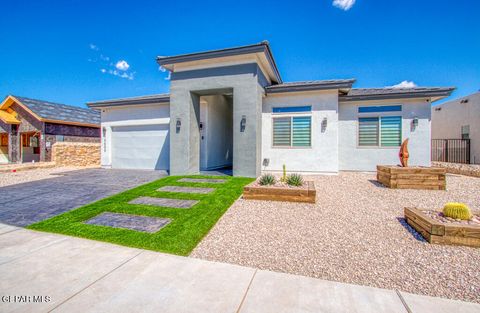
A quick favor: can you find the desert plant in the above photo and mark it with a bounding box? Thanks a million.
[286,173,304,187]
[258,173,276,186]
[443,202,472,220]
[281,164,287,182]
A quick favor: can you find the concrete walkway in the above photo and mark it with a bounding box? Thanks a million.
[0,225,478,313]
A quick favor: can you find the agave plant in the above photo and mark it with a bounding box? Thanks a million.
[286,173,304,187]
[259,173,277,186]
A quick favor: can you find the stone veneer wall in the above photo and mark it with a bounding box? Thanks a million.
[45,135,100,162]
[432,161,480,178]
[52,142,100,167]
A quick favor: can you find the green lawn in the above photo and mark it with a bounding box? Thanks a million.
[28,175,253,256]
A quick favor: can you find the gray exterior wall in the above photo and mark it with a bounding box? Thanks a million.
[169,63,264,177]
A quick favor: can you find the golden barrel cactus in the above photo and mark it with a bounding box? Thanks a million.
[443,203,472,220]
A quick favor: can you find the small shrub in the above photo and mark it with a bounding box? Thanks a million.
[259,173,276,186]
[443,202,472,220]
[286,173,304,187]
[281,164,287,182]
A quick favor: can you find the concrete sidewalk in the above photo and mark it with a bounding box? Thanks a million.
[0,225,478,313]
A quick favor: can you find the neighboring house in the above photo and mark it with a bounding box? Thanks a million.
[88,42,454,177]
[432,91,480,164]
[0,95,101,164]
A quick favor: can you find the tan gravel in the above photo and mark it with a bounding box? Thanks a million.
[191,172,480,303]
[0,166,78,187]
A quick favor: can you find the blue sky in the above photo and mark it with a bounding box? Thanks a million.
[1,0,478,108]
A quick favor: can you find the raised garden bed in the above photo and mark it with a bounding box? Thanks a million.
[377,165,446,190]
[404,207,480,247]
[243,181,316,203]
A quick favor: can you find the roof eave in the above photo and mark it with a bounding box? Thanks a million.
[339,89,455,102]
[266,81,355,94]
[156,42,282,84]
[87,96,170,108]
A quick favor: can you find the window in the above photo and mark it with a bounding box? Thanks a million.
[359,116,401,147]
[461,125,470,139]
[273,106,311,113]
[358,105,402,113]
[273,116,312,147]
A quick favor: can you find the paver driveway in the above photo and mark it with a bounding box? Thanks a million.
[0,168,166,227]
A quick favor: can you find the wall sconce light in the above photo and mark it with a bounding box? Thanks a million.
[321,117,328,133]
[412,117,419,130]
[262,158,270,167]
[176,118,181,133]
[240,115,246,132]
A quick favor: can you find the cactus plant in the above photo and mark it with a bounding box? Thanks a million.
[443,202,472,220]
[258,173,276,186]
[281,164,287,182]
[286,173,304,187]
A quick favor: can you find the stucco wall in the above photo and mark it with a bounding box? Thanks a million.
[338,98,432,171]
[99,103,170,167]
[52,142,100,167]
[169,63,264,177]
[262,90,339,173]
[431,92,480,164]
[200,95,233,170]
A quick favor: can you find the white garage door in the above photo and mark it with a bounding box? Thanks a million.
[111,124,169,170]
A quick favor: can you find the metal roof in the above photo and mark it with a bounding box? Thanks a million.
[87,93,170,108]
[265,79,356,93]
[13,96,100,126]
[339,87,455,102]
[156,41,282,84]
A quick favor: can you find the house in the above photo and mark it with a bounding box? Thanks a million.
[432,91,480,164]
[88,42,454,177]
[0,95,100,164]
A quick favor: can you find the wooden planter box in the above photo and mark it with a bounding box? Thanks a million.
[404,207,480,248]
[243,181,316,203]
[377,165,446,190]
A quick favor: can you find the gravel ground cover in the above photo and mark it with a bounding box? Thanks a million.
[191,172,480,303]
[0,166,77,187]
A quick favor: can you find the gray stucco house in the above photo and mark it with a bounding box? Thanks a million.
[88,41,454,177]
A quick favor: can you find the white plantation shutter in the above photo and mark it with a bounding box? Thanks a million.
[273,117,291,146]
[359,117,379,146]
[380,116,402,146]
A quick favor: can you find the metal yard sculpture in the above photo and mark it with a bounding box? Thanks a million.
[399,138,409,167]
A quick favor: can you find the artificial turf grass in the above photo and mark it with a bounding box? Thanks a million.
[28,175,254,256]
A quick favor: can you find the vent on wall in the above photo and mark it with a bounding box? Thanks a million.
[434,107,442,111]
[460,99,469,103]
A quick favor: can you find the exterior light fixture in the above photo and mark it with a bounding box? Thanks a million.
[262,158,270,167]
[321,117,328,133]
[412,117,419,129]
[240,115,246,132]
[176,118,181,133]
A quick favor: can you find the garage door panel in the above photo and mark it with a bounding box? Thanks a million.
[111,125,169,170]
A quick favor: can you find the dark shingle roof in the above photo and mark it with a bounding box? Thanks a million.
[14,96,100,126]
[87,93,170,108]
[340,87,455,101]
[265,79,356,93]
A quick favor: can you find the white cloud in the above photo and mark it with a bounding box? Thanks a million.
[89,43,99,51]
[108,69,134,80]
[332,0,356,11]
[100,69,106,73]
[165,72,171,81]
[115,60,130,71]
[100,54,110,61]
[391,80,418,89]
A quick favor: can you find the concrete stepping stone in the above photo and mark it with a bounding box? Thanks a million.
[157,186,214,194]
[85,212,170,233]
[129,197,198,209]
[178,178,226,184]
